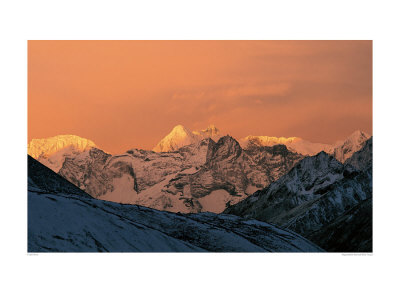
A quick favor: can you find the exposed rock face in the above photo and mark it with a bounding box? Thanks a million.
[224,151,372,237]
[58,148,141,204]
[307,198,372,252]
[29,129,371,217]
[239,130,371,161]
[28,155,92,198]
[224,138,373,252]
[28,157,323,252]
[161,137,304,212]
[54,135,303,213]
[240,135,332,156]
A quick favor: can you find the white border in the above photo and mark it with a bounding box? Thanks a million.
[1,1,400,299]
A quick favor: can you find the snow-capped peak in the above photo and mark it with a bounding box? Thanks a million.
[28,134,97,159]
[241,135,301,146]
[198,124,220,135]
[192,124,221,141]
[332,130,371,162]
[347,130,371,143]
[153,124,222,152]
[170,124,193,137]
[152,125,198,152]
[239,135,331,156]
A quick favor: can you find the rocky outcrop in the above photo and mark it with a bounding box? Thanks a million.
[224,152,372,236]
[224,139,373,252]
[240,130,371,161]
[55,135,303,213]
[162,136,304,212]
[306,198,372,252]
[240,135,332,156]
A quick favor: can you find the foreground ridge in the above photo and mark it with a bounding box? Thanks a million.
[28,155,323,252]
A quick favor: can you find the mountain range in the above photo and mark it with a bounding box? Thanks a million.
[27,125,372,252]
[27,125,370,214]
[224,138,373,252]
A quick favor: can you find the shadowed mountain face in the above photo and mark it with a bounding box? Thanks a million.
[28,156,323,252]
[28,155,92,198]
[224,140,372,251]
[307,198,372,252]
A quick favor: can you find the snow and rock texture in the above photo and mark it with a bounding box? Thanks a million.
[28,156,323,252]
[331,130,371,162]
[57,136,303,213]
[30,128,370,215]
[28,155,93,198]
[240,135,332,156]
[239,130,371,161]
[345,137,372,171]
[224,149,372,244]
[153,124,221,152]
[28,135,97,172]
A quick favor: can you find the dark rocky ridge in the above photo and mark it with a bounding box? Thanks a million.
[306,198,372,252]
[28,154,92,198]
[224,140,373,252]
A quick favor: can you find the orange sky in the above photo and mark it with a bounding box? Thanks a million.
[28,40,372,154]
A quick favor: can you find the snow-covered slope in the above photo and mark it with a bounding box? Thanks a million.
[58,136,303,213]
[28,135,97,172]
[331,130,371,162]
[239,130,371,161]
[344,137,372,170]
[28,155,93,198]
[153,125,199,152]
[240,135,332,156]
[224,149,372,240]
[28,156,323,252]
[153,124,221,152]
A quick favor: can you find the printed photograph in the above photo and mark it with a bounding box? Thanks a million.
[27,40,372,252]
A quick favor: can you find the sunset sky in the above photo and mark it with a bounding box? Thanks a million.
[28,40,372,154]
